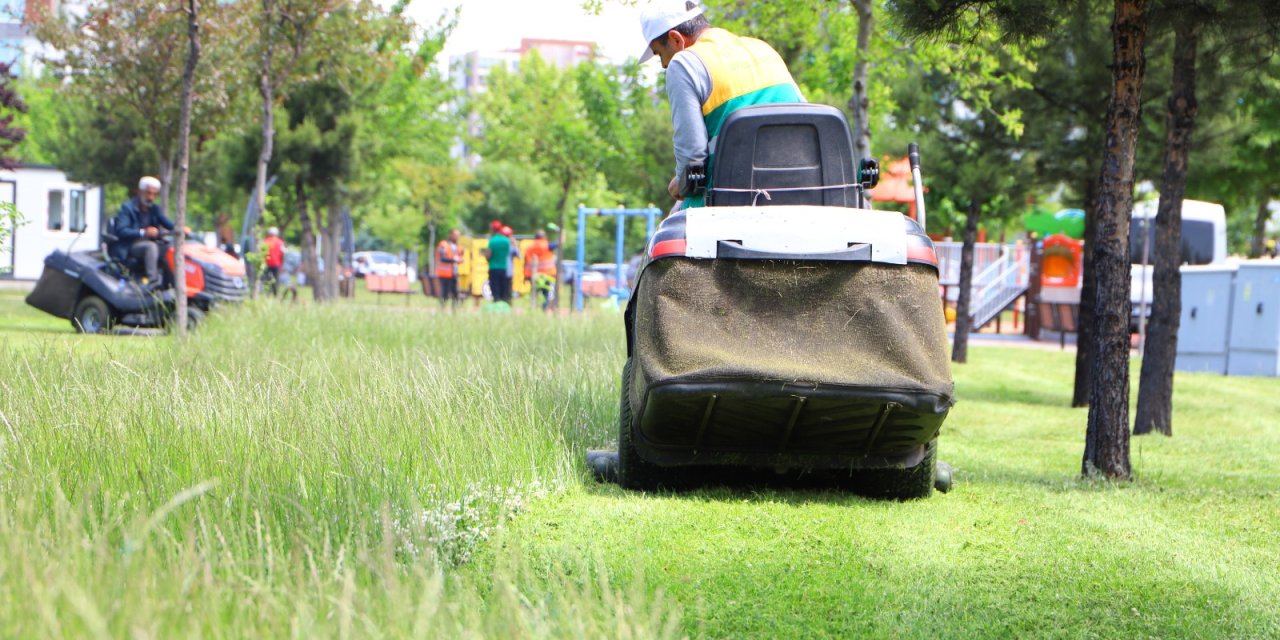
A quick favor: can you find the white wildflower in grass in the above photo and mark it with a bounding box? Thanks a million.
[396,480,558,567]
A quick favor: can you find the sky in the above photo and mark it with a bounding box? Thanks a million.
[401,0,648,66]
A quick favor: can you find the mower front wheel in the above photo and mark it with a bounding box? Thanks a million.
[72,295,113,334]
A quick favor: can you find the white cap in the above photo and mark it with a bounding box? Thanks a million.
[267,227,279,237]
[139,176,161,191]
[639,1,704,63]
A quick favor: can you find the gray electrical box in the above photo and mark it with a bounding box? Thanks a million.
[1177,264,1237,374]
[1227,262,1280,377]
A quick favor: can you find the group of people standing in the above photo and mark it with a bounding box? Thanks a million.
[432,220,558,311]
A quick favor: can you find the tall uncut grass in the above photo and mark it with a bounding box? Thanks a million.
[2,292,1279,638]
[0,301,682,638]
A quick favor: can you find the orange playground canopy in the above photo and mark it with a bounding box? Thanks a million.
[869,156,924,220]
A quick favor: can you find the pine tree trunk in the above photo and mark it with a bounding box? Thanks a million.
[297,178,320,301]
[172,0,201,338]
[1073,177,1100,407]
[1251,197,1271,258]
[1135,21,1199,437]
[323,202,341,300]
[1083,0,1150,480]
[849,0,873,161]
[952,199,980,364]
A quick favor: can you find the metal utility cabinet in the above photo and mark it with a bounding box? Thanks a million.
[1176,265,1237,374]
[1227,262,1280,376]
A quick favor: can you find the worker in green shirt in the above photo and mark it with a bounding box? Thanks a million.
[483,221,513,303]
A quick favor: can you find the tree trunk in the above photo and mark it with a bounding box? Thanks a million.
[322,201,341,300]
[1082,0,1150,480]
[1072,177,1100,407]
[253,0,276,301]
[1251,196,1272,258]
[849,0,873,161]
[158,155,175,215]
[1135,21,1199,437]
[172,0,201,338]
[952,199,980,364]
[297,178,320,301]
[552,179,571,310]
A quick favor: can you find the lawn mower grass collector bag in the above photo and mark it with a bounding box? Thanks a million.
[628,257,954,459]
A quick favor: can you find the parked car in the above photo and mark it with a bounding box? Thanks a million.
[352,251,407,278]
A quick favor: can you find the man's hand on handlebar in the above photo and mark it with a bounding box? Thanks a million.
[667,176,681,200]
[144,226,160,239]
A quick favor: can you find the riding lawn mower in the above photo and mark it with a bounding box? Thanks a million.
[26,220,247,333]
[598,103,955,499]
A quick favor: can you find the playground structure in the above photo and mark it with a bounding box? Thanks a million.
[454,235,548,301]
[573,206,662,312]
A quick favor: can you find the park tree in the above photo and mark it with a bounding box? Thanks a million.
[895,0,1154,479]
[276,80,356,301]
[172,0,202,338]
[1134,0,1280,436]
[249,0,339,271]
[0,60,25,170]
[32,0,245,210]
[888,10,1036,363]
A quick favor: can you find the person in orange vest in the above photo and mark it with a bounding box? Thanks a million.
[523,229,558,311]
[261,226,285,297]
[435,228,463,309]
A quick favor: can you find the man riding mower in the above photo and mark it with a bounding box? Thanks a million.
[26,176,247,333]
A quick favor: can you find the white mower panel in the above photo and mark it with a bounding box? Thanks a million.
[683,206,909,265]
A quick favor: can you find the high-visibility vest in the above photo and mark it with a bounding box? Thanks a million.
[686,28,802,207]
[523,239,557,278]
[436,241,460,279]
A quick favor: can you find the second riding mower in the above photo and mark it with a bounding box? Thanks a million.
[609,103,955,499]
[26,220,247,334]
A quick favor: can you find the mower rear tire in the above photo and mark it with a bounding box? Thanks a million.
[165,306,206,334]
[617,358,665,491]
[72,295,113,334]
[858,440,937,500]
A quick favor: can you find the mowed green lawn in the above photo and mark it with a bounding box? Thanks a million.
[0,289,1277,638]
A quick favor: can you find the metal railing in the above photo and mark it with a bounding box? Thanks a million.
[936,241,1031,328]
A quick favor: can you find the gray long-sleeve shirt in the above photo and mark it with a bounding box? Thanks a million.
[666,51,714,195]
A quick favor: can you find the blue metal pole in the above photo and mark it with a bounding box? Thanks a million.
[615,210,626,299]
[575,206,587,312]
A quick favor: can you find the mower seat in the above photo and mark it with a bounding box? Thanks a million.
[102,217,142,278]
[708,103,860,207]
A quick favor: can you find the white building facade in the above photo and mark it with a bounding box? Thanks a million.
[0,165,103,280]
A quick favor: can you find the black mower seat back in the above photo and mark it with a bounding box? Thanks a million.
[709,103,859,208]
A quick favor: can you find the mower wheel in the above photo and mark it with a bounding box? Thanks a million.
[72,295,113,334]
[858,440,937,500]
[166,306,206,334]
[935,461,954,493]
[617,358,664,490]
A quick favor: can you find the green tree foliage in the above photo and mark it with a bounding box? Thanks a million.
[31,0,247,209]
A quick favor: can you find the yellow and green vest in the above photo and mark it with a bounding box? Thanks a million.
[687,28,803,206]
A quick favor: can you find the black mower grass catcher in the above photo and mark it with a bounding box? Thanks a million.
[613,104,954,498]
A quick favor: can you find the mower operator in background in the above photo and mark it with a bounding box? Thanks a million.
[640,0,803,208]
[109,176,188,287]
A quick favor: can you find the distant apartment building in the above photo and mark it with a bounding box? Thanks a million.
[0,0,87,74]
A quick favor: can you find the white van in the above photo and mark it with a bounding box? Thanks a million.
[1130,199,1227,329]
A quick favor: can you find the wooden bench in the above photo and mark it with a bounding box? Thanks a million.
[365,274,412,302]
